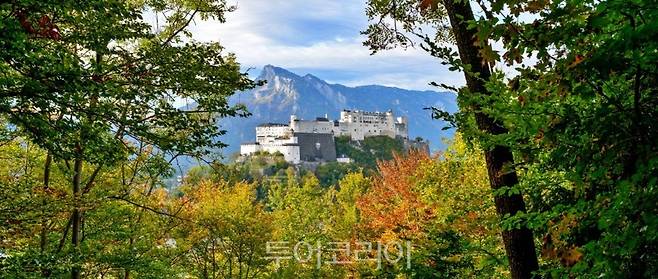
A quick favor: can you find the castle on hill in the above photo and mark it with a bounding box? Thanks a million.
[240,109,424,164]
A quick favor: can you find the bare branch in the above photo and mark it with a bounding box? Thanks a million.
[108,195,191,222]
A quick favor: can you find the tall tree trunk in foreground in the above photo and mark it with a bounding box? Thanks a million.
[441,0,540,277]
[41,152,52,277]
[71,145,83,279]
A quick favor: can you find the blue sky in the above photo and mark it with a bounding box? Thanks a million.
[188,0,465,90]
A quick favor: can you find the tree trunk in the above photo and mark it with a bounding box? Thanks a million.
[441,0,540,278]
[71,145,82,279]
[40,153,52,253]
[41,152,52,277]
[124,236,134,279]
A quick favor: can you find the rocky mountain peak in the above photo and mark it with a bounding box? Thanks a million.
[258,64,301,81]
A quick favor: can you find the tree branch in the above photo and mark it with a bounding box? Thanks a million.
[55,213,74,253]
[108,195,191,222]
[161,9,199,46]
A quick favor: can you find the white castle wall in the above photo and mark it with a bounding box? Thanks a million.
[262,144,300,164]
[256,124,292,144]
[290,115,333,134]
[240,143,261,155]
[333,110,407,140]
[240,142,301,164]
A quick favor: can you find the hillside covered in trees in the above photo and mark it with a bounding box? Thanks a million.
[1,0,657,278]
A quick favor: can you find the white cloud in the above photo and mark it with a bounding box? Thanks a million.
[334,70,464,92]
[185,0,465,91]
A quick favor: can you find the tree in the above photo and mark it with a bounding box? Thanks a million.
[315,162,361,188]
[1,0,256,277]
[471,0,658,277]
[176,180,273,279]
[267,172,347,278]
[331,172,371,240]
[0,136,184,278]
[414,135,505,277]
[354,135,505,277]
[363,1,539,277]
[358,150,435,242]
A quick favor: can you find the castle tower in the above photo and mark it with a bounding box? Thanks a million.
[290,114,298,131]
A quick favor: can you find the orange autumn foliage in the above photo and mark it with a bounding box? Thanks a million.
[357,149,436,241]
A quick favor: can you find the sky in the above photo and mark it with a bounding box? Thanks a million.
[187,0,465,91]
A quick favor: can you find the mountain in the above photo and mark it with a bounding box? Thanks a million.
[215,65,458,157]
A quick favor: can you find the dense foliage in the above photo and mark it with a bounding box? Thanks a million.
[476,1,658,277]
[0,0,256,277]
[335,135,406,169]
[364,0,658,277]
[1,129,506,278]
